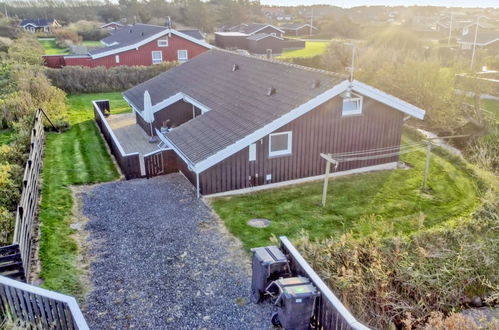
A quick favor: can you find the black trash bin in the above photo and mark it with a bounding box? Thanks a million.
[250,246,289,303]
[266,276,319,330]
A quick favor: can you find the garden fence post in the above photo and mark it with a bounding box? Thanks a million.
[422,141,432,190]
[322,160,331,207]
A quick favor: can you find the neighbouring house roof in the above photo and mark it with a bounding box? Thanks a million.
[280,23,317,30]
[459,31,499,45]
[178,29,205,40]
[20,18,58,27]
[86,24,213,59]
[246,33,283,41]
[100,21,124,29]
[215,32,248,37]
[123,50,425,173]
[233,23,285,35]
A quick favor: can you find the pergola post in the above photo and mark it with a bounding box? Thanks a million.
[320,153,338,207]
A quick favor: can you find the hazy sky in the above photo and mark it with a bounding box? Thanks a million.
[259,0,498,8]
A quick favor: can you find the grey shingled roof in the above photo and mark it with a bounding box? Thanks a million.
[281,23,316,30]
[123,49,345,164]
[179,29,204,40]
[100,24,167,47]
[20,18,55,27]
[460,31,499,45]
[246,33,281,41]
[235,23,283,35]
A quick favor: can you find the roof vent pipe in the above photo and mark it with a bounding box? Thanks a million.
[312,79,321,89]
[267,87,276,96]
[232,64,239,71]
[129,29,132,33]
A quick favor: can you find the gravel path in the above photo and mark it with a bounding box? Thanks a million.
[80,174,271,329]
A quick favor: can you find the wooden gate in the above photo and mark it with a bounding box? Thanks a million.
[144,151,165,178]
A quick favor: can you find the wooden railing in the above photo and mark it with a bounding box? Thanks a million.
[12,109,46,280]
[93,100,142,179]
[279,236,370,330]
[0,275,89,329]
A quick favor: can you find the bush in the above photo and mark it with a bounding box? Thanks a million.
[294,193,498,329]
[45,61,178,94]
[68,20,108,41]
[7,34,44,66]
[53,28,81,48]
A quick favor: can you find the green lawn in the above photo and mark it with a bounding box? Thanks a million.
[39,92,128,297]
[39,39,102,55]
[211,138,479,250]
[280,41,329,58]
[481,98,499,122]
[0,129,14,145]
[39,38,69,55]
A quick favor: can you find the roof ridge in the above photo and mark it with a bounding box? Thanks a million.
[212,48,346,79]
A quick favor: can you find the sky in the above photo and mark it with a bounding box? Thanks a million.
[259,0,499,8]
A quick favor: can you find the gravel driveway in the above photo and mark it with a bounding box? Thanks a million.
[80,174,270,329]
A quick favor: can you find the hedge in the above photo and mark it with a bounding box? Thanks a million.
[45,62,178,94]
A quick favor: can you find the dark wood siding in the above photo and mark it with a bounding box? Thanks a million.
[198,95,404,195]
[247,37,284,55]
[135,100,196,136]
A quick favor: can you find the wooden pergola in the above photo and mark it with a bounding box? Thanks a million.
[320,153,339,207]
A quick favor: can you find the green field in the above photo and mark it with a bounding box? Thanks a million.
[39,92,127,297]
[481,98,499,122]
[280,41,329,58]
[211,137,479,250]
[39,39,102,55]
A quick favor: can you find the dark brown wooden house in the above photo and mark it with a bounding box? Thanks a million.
[281,23,318,36]
[123,49,425,196]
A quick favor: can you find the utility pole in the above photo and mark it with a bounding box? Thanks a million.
[470,16,480,71]
[309,7,314,37]
[447,12,453,44]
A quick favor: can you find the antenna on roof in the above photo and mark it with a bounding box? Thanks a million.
[267,87,276,96]
[350,45,355,82]
[232,64,239,71]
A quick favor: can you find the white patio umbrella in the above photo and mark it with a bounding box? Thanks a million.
[143,90,157,142]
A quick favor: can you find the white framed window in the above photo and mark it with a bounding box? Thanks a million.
[157,39,168,47]
[269,131,292,157]
[342,93,363,116]
[271,32,276,36]
[177,50,188,63]
[152,51,163,64]
[115,55,120,63]
[249,143,257,161]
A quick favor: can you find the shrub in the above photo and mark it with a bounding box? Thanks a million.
[68,20,108,41]
[294,193,498,329]
[45,61,178,94]
[7,34,44,66]
[53,28,81,48]
[0,163,22,213]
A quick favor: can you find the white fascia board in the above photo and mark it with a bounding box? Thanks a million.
[151,92,184,112]
[195,80,351,173]
[182,94,211,113]
[252,24,285,34]
[128,91,210,115]
[351,80,426,120]
[170,30,214,49]
[92,28,213,59]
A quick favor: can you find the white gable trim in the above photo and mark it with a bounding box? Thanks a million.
[156,129,197,171]
[193,80,351,173]
[91,28,213,59]
[351,80,426,120]
[251,24,285,35]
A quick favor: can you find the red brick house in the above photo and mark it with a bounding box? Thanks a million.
[43,24,213,68]
[121,50,426,196]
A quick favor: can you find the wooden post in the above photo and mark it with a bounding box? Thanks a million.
[422,141,432,190]
[322,160,331,207]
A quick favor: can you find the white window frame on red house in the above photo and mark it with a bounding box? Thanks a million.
[157,39,168,47]
[115,55,120,63]
[152,51,163,64]
[177,50,188,63]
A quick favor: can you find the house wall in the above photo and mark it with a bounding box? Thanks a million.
[62,34,209,68]
[135,100,200,136]
[195,95,404,195]
[215,34,248,49]
[247,37,284,54]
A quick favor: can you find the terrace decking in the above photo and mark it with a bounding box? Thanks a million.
[106,112,159,155]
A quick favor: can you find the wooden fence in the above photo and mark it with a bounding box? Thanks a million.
[279,236,370,330]
[11,109,45,280]
[93,100,142,179]
[0,275,89,329]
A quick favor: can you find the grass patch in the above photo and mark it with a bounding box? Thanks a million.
[481,98,499,122]
[38,38,69,55]
[38,92,127,296]
[211,137,479,250]
[82,40,102,49]
[0,129,14,145]
[280,41,329,58]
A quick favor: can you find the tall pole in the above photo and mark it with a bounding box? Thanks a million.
[309,7,313,37]
[321,160,331,207]
[470,16,480,70]
[350,45,355,82]
[447,13,453,44]
[422,141,432,190]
